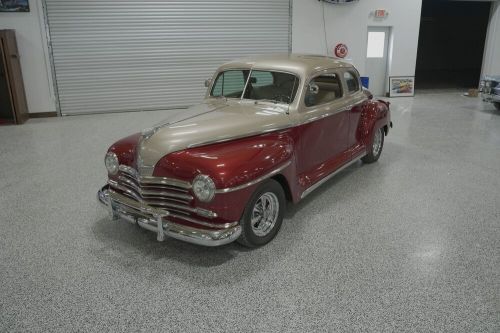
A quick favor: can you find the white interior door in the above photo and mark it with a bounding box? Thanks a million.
[365,27,390,97]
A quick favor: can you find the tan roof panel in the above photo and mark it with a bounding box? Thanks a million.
[218,53,354,77]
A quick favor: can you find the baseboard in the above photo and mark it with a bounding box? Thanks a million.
[29,112,57,118]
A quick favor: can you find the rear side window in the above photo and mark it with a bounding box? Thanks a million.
[344,71,360,93]
[305,74,343,107]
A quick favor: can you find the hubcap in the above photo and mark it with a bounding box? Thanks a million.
[251,192,280,237]
[372,128,383,156]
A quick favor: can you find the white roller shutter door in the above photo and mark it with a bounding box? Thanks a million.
[44,0,292,115]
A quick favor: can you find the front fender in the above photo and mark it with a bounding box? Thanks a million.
[107,133,141,168]
[153,130,294,221]
[153,130,294,189]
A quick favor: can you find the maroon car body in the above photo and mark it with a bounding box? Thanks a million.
[98,54,391,247]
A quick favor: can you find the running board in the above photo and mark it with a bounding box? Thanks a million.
[300,153,366,199]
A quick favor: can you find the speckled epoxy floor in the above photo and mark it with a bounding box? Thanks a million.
[0,92,499,332]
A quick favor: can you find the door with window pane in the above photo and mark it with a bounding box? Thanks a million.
[297,73,350,181]
[365,27,390,96]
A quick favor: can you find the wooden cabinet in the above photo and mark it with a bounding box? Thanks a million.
[0,30,29,124]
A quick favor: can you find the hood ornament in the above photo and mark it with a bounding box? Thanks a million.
[137,127,158,176]
[141,127,157,139]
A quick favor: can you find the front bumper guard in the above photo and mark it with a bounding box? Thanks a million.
[97,186,241,247]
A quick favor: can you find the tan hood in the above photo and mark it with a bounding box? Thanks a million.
[137,99,292,176]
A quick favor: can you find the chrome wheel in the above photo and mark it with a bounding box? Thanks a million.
[251,192,280,237]
[372,128,383,156]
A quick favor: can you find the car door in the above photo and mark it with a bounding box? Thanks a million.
[341,70,370,158]
[296,71,351,190]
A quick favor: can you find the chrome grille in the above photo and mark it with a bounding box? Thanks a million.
[108,165,218,219]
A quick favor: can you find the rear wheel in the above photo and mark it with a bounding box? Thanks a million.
[237,179,285,248]
[494,102,500,111]
[362,127,385,163]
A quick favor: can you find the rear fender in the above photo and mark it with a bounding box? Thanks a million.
[358,99,390,146]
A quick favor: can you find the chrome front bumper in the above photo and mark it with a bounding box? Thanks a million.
[97,185,241,246]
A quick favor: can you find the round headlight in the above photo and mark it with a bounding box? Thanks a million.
[192,174,216,202]
[105,152,119,175]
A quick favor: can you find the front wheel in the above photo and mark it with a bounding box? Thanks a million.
[237,179,285,248]
[362,127,385,163]
[494,102,500,111]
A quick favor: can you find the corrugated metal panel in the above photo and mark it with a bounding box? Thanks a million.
[44,0,291,115]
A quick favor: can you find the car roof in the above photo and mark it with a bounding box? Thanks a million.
[218,53,354,77]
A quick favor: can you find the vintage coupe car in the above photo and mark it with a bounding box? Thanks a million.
[479,76,500,110]
[97,54,391,247]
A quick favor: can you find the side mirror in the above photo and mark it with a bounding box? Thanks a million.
[204,79,212,88]
[308,83,319,95]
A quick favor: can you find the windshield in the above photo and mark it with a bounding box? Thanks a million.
[210,69,299,104]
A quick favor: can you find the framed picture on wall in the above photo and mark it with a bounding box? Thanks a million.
[389,76,415,97]
[0,0,30,12]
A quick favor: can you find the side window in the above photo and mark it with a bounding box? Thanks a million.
[305,73,343,107]
[344,71,360,93]
[211,70,248,98]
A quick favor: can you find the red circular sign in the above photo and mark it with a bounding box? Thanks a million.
[334,43,348,58]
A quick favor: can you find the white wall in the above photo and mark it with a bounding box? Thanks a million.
[482,2,500,75]
[0,0,56,113]
[292,0,423,92]
[3,0,497,115]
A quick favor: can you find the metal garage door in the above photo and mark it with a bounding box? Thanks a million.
[43,0,292,115]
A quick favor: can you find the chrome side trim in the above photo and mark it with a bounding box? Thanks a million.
[301,109,344,125]
[300,153,366,199]
[300,98,366,126]
[187,124,293,149]
[119,165,191,189]
[215,160,292,194]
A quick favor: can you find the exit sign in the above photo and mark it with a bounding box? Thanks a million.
[374,10,388,18]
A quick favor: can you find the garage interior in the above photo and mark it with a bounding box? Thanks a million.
[1,0,499,332]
